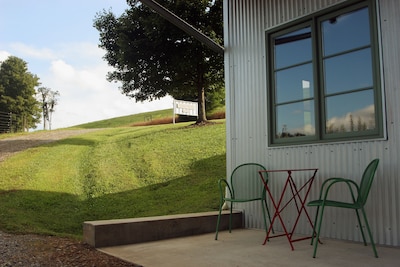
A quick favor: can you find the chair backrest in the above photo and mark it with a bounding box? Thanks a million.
[357,159,379,206]
[230,163,267,199]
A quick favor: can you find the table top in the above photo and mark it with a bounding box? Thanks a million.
[259,168,318,173]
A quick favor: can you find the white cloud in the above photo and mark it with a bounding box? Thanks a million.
[0,51,10,61]
[9,42,57,60]
[2,43,174,130]
[50,60,76,81]
[44,53,174,129]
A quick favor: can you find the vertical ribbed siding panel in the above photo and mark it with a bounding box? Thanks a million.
[264,0,346,28]
[225,0,399,246]
[226,0,269,229]
[374,0,400,246]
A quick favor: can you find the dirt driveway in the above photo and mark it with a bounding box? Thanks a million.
[0,129,102,162]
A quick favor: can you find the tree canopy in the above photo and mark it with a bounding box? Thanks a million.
[94,0,224,123]
[0,56,41,131]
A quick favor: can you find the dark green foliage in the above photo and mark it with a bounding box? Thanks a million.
[93,0,224,123]
[0,56,41,131]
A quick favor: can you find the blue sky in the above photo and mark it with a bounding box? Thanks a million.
[0,0,173,129]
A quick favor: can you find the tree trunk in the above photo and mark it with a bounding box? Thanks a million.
[196,64,207,124]
[43,114,47,130]
[197,86,207,123]
[196,84,207,124]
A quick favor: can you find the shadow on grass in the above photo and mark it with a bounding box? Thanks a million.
[53,137,98,146]
[0,154,226,239]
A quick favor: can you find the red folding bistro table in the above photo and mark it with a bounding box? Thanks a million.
[258,168,318,250]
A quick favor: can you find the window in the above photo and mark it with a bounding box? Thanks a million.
[267,0,382,146]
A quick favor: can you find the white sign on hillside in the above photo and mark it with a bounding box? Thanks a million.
[173,99,198,124]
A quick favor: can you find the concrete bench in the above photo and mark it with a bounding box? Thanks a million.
[83,210,243,247]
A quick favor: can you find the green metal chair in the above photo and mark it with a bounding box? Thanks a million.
[215,163,273,240]
[307,158,379,258]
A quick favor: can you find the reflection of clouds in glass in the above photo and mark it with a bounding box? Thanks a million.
[326,105,375,133]
[277,98,316,138]
[288,124,315,135]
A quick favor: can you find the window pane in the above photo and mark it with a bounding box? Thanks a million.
[275,27,311,69]
[276,64,313,103]
[322,7,370,56]
[325,90,375,134]
[276,101,315,138]
[268,2,381,146]
[324,48,373,94]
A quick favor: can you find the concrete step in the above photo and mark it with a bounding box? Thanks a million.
[83,210,243,247]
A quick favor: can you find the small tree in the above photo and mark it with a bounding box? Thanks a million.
[37,87,59,130]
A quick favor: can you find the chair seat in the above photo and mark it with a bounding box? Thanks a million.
[224,197,263,203]
[307,199,362,209]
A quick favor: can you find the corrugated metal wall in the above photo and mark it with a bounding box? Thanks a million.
[224,0,400,246]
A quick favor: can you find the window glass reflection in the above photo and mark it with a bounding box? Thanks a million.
[268,2,380,145]
[276,64,313,103]
[322,7,370,56]
[276,101,315,138]
[326,90,375,133]
[275,27,311,69]
[325,48,373,94]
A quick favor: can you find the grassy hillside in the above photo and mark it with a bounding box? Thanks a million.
[73,109,174,128]
[0,117,226,239]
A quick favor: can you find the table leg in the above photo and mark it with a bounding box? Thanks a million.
[263,176,295,250]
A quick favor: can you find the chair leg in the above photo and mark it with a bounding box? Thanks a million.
[263,199,274,234]
[312,205,325,258]
[261,200,268,234]
[361,208,379,258]
[215,201,224,240]
[355,209,368,246]
[229,203,233,233]
[311,206,320,246]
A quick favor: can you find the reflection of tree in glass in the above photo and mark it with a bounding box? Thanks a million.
[277,131,306,139]
[277,122,315,138]
[277,123,306,138]
[357,117,367,131]
[326,104,375,133]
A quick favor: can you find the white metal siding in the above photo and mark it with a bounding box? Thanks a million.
[224,0,400,246]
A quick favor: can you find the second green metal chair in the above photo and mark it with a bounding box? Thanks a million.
[307,159,379,258]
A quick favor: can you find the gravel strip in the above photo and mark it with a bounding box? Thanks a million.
[0,231,138,266]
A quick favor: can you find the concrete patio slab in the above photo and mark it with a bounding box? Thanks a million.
[99,229,400,267]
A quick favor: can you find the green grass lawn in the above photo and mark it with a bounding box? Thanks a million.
[0,118,226,239]
[73,109,174,128]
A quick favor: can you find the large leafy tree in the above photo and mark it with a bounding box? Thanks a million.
[94,0,224,123]
[0,56,41,131]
